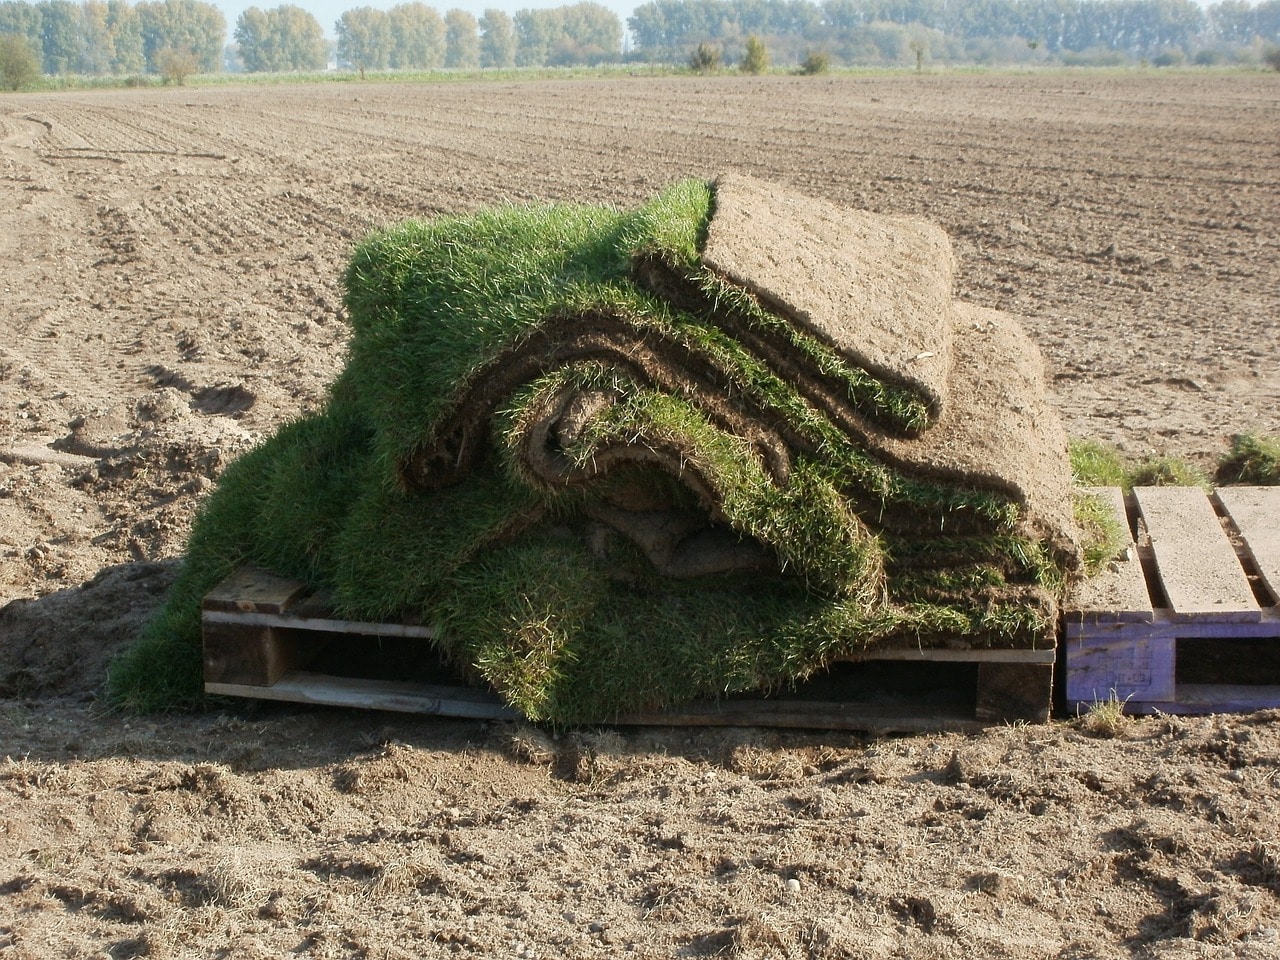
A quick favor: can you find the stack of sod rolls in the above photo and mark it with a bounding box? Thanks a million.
[110,176,1082,723]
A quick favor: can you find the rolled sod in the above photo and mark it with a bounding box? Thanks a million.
[110,176,1082,723]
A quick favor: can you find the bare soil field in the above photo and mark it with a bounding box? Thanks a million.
[0,73,1278,958]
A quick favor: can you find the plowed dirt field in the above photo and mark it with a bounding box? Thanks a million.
[1,73,1278,959]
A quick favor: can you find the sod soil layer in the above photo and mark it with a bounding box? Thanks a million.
[1,74,1279,957]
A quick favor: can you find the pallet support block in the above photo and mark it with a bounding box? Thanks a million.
[1065,627,1177,707]
[203,621,313,687]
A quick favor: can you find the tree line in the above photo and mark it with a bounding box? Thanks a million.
[331,2,621,71]
[3,0,1278,76]
[0,0,224,75]
[628,0,1280,65]
[0,0,624,74]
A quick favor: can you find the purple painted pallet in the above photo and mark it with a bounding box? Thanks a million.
[1065,486,1280,715]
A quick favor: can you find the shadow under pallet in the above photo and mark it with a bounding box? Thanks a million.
[1064,485,1280,715]
[202,567,1054,734]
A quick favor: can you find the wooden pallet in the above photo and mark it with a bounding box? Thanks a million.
[202,567,1055,733]
[1064,485,1280,715]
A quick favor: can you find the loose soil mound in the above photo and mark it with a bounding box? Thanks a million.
[110,176,1081,723]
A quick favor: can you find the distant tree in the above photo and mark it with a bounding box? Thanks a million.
[389,2,445,69]
[798,47,829,72]
[36,0,81,73]
[513,7,555,65]
[510,2,620,65]
[551,1,620,63]
[0,31,41,86]
[136,0,224,73]
[443,7,477,67]
[335,5,391,69]
[154,41,196,80]
[740,32,767,71]
[79,0,113,72]
[478,7,514,67]
[0,1,44,51]
[630,0,717,54]
[105,0,143,72]
[235,5,324,71]
[1267,45,1280,69]
[233,5,266,66]
[908,35,926,69]
[689,39,720,70]
[276,4,325,68]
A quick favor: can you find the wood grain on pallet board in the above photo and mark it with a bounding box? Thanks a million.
[1110,685,1280,716]
[207,672,518,720]
[1064,608,1280,641]
[1133,486,1259,622]
[204,608,438,640]
[203,620,314,687]
[203,566,310,615]
[1064,631,1176,706]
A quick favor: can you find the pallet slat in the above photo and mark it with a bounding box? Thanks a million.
[207,672,518,720]
[837,647,1054,664]
[1215,486,1280,604]
[1133,485,1259,622]
[203,609,438,640]
[203,566,310,615]
[1064,487,1152,624]
[1065,609,1280,641]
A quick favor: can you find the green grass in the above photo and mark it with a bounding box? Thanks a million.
[1069,439,1129,488]
[1128,455,1208,489]
[12,62,1270,95]
[1079,689,1130,737]
[111,179,1079,723]
[1216,433,1280,485]
[1069,438,1208,492]
[1071,489,1129,575]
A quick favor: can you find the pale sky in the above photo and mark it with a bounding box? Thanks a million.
[215,0,641,41]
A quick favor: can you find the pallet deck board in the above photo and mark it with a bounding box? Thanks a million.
[202,566,311,615]
[1065,486,1280,715]
[1065,608,1280,641]
[208,671,995,734]
[1065,487,1152,624]
[207,672,519,720]
[836,647,1055,664]
[1215,486,1280,604]
[203,609,439,640]
[1133,485,1259,622]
